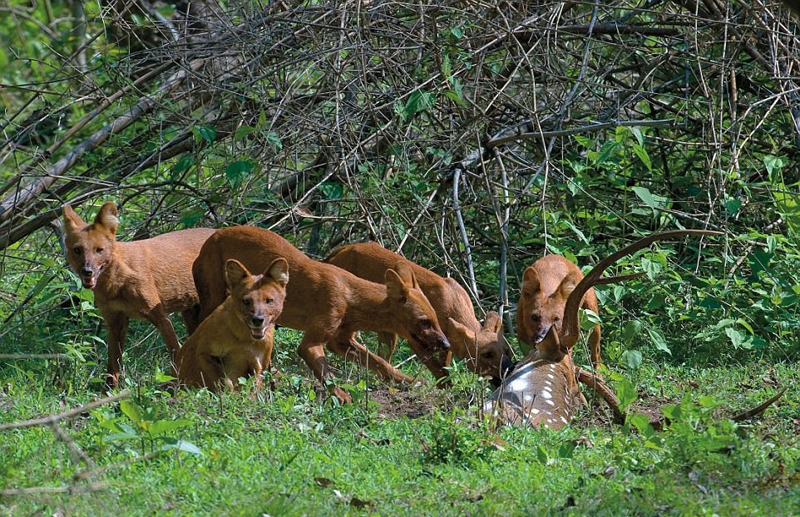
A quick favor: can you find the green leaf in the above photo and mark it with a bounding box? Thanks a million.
[148,419,193,437]
[264,131,283,152]
[647,327,671,355]
[120,400,144,425]
[632,144,652,171]
[234,125,256,141]
[622,320,643,343]
[632,186,665,209]
[194,125,217,143]
[225,160,254,188]
[724,197,742,216]
[594,140,619,164]
[628,413,651,435]
[725,327,753,350]
[620,350,642,370]
[641,256,662,280]
[615,376,638,411]
[763,154,786,181]
[536,444,549,464]
[579,308,601,331]
[400,90,435,121]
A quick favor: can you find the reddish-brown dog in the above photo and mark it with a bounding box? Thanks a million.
[325,242,514,382]
[488,230,720,429]
[177,258,289,392]
[191,226,450,403]
[63,202,215,387]
[516,255,603,368]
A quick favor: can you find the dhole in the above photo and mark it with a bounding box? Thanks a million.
[177,258,289,392]
[325,242,514,382]
[517,255,604,368]
[62,202,216,387]
[191,226,451,403]
[487,230,720,429]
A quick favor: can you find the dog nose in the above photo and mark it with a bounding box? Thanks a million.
[251,316,264,327]
[81,267,92,276]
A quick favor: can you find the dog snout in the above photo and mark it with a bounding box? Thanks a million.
[250,315,265,327]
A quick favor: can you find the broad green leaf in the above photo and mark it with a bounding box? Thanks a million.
[615,376,638,411]
[632,144,652,171]
[120,400,144,425]
[194,125,216,143]
[579,308,601,331]
[647,327,670,355]
[148,419,193,437]
[628,413,651,435]
[632,186,667,209]
[620,350,643,370]
[225,160,254,188]
[622,320,643,343]
[725,327,753,350]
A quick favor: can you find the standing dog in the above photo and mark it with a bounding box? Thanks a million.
[516,255,603,368]
[62,202,215,387]
[325,242,514,382]
[177,258,289,392]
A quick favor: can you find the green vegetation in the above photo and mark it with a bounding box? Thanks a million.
[2,0,800,514]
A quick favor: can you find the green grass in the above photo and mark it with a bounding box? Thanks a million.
[1,320,798,516]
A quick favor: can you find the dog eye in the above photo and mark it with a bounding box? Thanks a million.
[73,247,82,255]
[482,352,495,359]
[420,318,431,329]
[95,247,104,253]
[264,298,273,305]
[242,299,251,306]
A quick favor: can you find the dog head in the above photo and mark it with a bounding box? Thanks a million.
[384,261,450,365]
[63,202,119,289]
[448,311,514,384]
[516,255,582,347]
[225,258,289,340]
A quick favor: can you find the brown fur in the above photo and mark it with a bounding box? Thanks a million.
[517,255,602,368]
[325,242,514,381]
[192,226,450,403]
[488,230,720,429]
[62,202,216,387]
[177,258,289,392]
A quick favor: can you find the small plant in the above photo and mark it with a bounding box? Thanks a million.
[93,394,202,458]
[420,409,499,467]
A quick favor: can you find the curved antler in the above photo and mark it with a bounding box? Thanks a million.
[560,229,723,350]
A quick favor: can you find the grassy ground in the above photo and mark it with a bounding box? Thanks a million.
[1,318,798,516]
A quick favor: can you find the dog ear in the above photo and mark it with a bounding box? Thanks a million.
[265,258,289,287]
[63,205,85,231]
[521,266,540,293]
[447,317,476,351]
[94,202,119,236]
[391,261,419,289]
[225,259,251,290]
[384,268,410,301]
[482,311,503,334]
[558,270,580,299]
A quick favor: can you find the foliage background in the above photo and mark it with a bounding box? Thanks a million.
[1,0,799,513]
